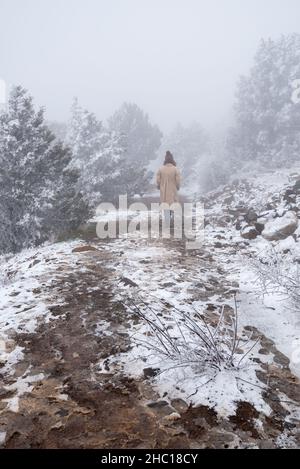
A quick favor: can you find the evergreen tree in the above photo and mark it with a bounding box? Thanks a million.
[228,34,300,167]
[67,100,150,206]
[109,102,163,166]
[0,86,87,254]
[47,120,68,142]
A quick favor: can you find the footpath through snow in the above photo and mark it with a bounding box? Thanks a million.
[0,167,299,449]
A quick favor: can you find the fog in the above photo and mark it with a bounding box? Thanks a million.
[1,0,300,131]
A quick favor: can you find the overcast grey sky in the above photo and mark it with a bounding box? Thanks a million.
[1,0,300,132]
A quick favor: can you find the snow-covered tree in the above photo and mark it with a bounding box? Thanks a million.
[67,98,105,173]
[47,120,67,142]
[109,102,163,166]
[228,34,300,168]
[0,86,87,254]
[67,100,150,206]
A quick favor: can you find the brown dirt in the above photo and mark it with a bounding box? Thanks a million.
[229,402,260,439]
[0,241,299,449]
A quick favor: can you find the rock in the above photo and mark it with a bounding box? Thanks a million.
[294,180,300,192]
[224,195,234,205]
[162,412,181,423]
[283,182,300,207]
[147,401,175,417]
[171,398,189,413]
[245,210,258,224]
[283,189,297,204]
[214,242,224,249]
[147,400,169,409]
[290,206,299,215]
[235,217,245,230]
[255,222,265,234]
[120,277,138,288]
[9,291,21,297]
[50,421,64,430]
[143,368,160,379]
[241,226,259,240]
[217,216,233,227]
[72,246,98,253]
[162,282,176,288]
[257,216,268,225]
[262,211,298,241]
[235,205,248,215]
[29,259,41,268]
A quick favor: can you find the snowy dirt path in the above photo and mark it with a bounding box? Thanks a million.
[0,222,299,448]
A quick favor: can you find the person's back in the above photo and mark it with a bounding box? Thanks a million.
[156,151,181,209]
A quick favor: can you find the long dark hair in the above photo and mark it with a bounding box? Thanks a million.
[164,151,177,166]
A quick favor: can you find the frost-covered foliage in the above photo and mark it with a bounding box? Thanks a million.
[228,34,300,168]
[47,121,67,142]
[67,98,112,173]
[109,102,163,166]
[0,86,87,255]
[67,99,151,206]
[67,99,123,206]
[249,246,300,312]
[125,296,259,376]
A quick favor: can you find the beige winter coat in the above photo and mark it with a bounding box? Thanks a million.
[156,164,181,205]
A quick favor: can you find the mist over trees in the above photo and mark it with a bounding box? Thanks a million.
[1,33,299,254]
[228,33,300,169]
[162,122,209,180]
[109,102,163,167]
[159,122,231,193]
[157,34,300,192]
[67,99,152,208]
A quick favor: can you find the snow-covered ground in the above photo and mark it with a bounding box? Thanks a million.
[0,165,299,448]
[0,240,92,412]
[96,166,300,430]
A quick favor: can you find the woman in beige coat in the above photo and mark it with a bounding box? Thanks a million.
[156,151,181,222]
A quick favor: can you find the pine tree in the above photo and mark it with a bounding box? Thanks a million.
[0,86,87,254]
[228,34,300,167]
[109,102,163,166]
[67,100,150,207]
[47,120,68,142]
[67,98,105,173]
